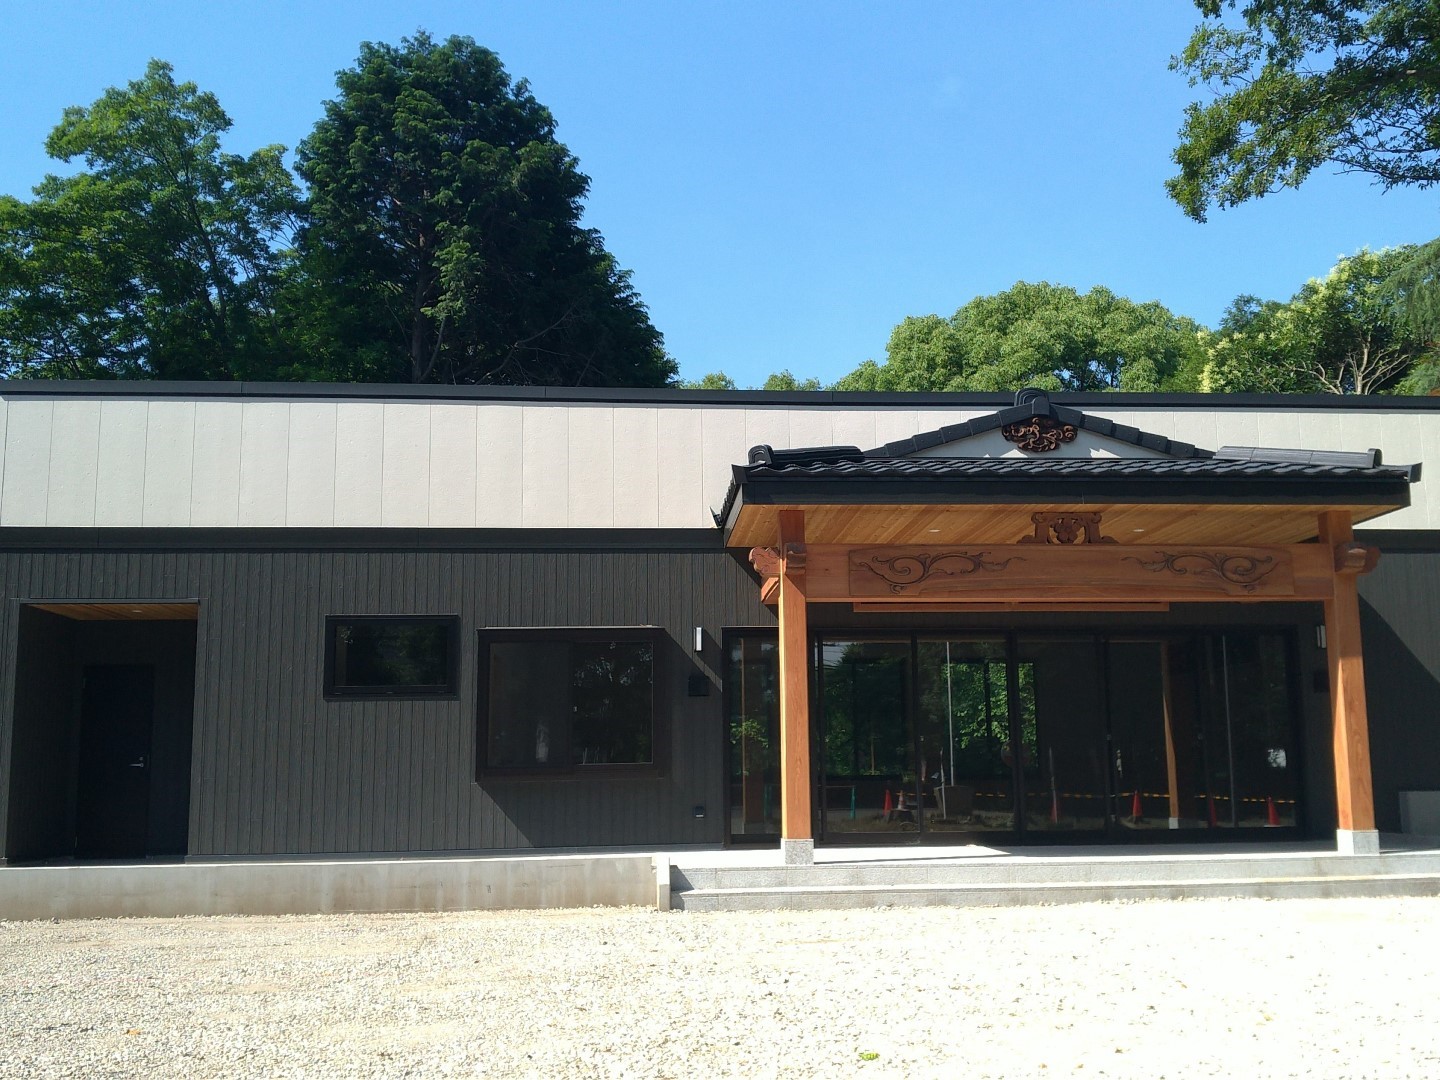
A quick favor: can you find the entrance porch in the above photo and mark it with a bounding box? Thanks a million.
[718,393,1421,862]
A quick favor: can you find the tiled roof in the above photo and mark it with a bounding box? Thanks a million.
[715,390,1421,529]
[867,389,1212,459]
[716,448,1418,528]
[745,456,1414,481]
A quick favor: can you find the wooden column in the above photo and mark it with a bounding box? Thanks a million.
[1318,511,1378,853]
[776,509,812,849]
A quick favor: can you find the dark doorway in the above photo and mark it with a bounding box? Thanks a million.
[4,605,197,864]
[75,666,156,859]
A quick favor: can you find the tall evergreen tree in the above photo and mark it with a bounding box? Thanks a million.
[294,32,674,386]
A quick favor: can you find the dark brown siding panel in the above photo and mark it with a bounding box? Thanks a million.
[0,544,769,857]
[1359,550,1440,833]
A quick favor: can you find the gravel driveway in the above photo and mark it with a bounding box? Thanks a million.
[3,896,1437,1079]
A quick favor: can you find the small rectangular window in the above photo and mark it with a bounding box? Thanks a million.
[479,628,661,775]
[325,616,459,698]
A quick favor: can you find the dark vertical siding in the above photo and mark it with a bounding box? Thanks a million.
[1,543,771,857]
[12,537,1426,851]
[3,607,78,861]
[1359,549,1440,833]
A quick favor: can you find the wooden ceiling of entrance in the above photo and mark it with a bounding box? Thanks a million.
[725,501,1396,549]
[28,602,199,621]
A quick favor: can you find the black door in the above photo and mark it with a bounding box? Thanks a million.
[75,665,155,858]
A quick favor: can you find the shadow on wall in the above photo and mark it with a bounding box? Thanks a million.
[1360,598,1440,832]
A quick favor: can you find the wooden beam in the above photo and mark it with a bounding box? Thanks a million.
[851,602,1171,613]
[1318,511,1377,836]
[777,509,812,842]
[792,543,1334,603]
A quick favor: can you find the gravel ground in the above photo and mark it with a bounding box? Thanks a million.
[2,897,1438,1079]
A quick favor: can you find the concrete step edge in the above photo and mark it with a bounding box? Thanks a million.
[674,871,1440,898]
[675,863,1440,889]
[672,877,1440,910]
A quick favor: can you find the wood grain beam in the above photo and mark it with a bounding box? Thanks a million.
[1318,510,1377,834]
[776,509,812,841]
[788,543,1334,603]
[850,602,1171,613]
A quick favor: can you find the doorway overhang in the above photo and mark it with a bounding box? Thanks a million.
[718,398,1422,861]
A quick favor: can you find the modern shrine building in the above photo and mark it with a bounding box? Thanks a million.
[1,381,1437,866]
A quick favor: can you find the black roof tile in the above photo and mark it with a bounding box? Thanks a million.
[714,390,1421,528]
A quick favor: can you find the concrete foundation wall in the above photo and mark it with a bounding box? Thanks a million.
[0,853,661,920]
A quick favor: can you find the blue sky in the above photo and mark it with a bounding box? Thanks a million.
[3,1,1436,387]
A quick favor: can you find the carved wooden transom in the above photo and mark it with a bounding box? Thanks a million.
[1018,512,1116,545]
[1001,416,1078,452]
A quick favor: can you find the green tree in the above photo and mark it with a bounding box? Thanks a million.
[762,369,822,391]
[836,283,1207,393]
[1169,1,1440,222]
[295,32,673,387]
[679,371,739,390]
[0,60,302,379]
[1203,248,1434,393]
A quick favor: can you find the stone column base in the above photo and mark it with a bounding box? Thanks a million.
[781,838,815,866]
[1336,829,1380,856]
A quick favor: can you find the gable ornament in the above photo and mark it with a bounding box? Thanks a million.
[1002,415,1077,452]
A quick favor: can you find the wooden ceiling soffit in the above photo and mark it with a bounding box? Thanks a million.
[724,502,1402,549]
[27,602,200,621]
[852,602,1172,613]
[790,543,1339,603]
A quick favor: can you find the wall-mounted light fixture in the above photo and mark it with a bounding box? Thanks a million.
[693,626,704,653]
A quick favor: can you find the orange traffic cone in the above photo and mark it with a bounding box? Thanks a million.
[1131,790,1143,822]
[882,789,893,820]
[1266,797,1281,827]
[1207,795,1218,828]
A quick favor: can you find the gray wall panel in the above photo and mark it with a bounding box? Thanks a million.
[1359,549,1440,832]
[0,543,772,856]
[7,537,1427,852]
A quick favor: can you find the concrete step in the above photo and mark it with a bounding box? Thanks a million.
[673,851,1440,893]
[672,871,1440,912]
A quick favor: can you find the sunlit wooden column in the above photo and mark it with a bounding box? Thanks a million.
[1318,510,1380,855]
[776,509,813,864]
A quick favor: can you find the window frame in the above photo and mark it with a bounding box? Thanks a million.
[323,614,462,701]
[476,626,667,780]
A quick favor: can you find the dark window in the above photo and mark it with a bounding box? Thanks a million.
[325,616,459,698]
[480,629,660,774]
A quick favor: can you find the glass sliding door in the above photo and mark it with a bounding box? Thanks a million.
[725,625,1302,846]
[915,638,1014,833]
[1018,636,1109,836]
[817,639,912,836]
[1106,640,1174,832]
[725,635,781,840]
[1189,632,1302,830]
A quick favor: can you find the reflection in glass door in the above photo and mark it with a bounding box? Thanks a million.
[1191,633,1301,830]
[817,639,911,836]
[916,638,1014,834]
[1018,637,1108,836]
[725,636,780,840]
